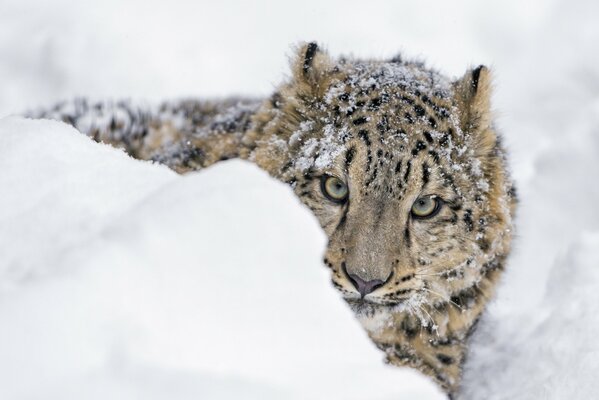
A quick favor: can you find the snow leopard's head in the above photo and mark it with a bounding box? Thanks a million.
[250,43,515,318]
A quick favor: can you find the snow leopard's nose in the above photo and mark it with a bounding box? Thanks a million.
[343,263,392,298]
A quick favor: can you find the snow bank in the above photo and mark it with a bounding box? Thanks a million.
[0,117,176,290]
[0,117,444,400]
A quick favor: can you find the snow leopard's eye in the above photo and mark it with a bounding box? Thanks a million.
[321,175,349,204]
[411,195,441,219]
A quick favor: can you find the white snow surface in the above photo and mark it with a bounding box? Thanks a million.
[0,117,443,400]
[1,0,599,399]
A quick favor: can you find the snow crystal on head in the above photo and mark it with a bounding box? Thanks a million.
[292,122,347,172]
[288,58,456,174]
[349,61,452,99]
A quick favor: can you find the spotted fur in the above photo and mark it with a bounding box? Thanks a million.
[32,43,516,396]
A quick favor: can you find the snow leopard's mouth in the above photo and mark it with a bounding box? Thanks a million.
[343,287,423,317]
[345,298,399,316]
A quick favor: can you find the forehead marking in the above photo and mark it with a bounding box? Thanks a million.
[403,160,412,183]
[422,163,430,186]
[345,147,356,170]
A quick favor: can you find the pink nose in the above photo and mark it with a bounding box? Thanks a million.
[343,264,391,298]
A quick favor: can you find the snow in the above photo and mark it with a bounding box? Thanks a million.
[0,117,443,399]
[462,233,599,399]
[1,0,599,399]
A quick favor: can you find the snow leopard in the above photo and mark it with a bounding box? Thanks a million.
[31,42,516,397]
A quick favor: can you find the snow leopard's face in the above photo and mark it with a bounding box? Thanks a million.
[251,43,515,320]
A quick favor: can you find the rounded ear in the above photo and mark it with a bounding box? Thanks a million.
[290,42,336,98]
[453,65,497,158]
[454,65,493,135]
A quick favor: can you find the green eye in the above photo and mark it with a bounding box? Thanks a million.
[411,196,441,219]
[321,175,349,203]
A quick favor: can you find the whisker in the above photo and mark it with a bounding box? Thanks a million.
[416,257,471,277]
[415,272,445,277]
[407,304,422,339]
[420,287,463,311]
[415,264,439,274]
[416,304,438,336]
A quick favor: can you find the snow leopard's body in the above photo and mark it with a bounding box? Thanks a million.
[32,43,516,397]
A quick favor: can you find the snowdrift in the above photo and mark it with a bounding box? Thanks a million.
[0,117,444,400]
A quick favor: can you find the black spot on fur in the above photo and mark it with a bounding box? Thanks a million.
[466,316,481,339]
[400,316,420,339]
[428,117,437,128]
[463,209,474,232]
[358,130,371,146]
[270,92,282,109]
[428,150,440,163]
[390,54,402,63]
[472,65,485,93]
[353,116,368,125]
[431,337,454,347]
[335,208,348,233]
[414,105,426,117]
[422,163,430,185]
[332,105,341,117]
[436,354,454,365]
[345,147,356,169]
[395,160,402,173]
[303,42,318,75]
[423,131,434,143]
[449,213,459,224]
[435,373,449,386]
[63,115,76,126]
[439,133,450,147]
[448,202,462,211]
[508,185,518,200]
[369,97,382,110]
[376,115,389,133]
[338,93,350,102]
[411,140,426,156]
[401,95,415,105]
[281,161,293,172]
[365,166,379,188]
[403,160,412,183]
[479,239,490,252]
[451,286,478,310]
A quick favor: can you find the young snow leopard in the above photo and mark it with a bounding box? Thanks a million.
[32,43,516,397]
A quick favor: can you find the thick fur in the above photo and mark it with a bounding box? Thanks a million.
[33,43,516,397]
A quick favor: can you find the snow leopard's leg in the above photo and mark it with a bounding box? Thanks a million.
[28,98,263,173]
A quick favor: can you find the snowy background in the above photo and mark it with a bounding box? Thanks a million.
[1,0,598,399]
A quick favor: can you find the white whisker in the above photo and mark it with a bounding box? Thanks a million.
[420,287,463,311]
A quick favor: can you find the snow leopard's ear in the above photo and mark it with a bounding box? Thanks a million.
[454,65,495,153]
[291,42,336,98]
